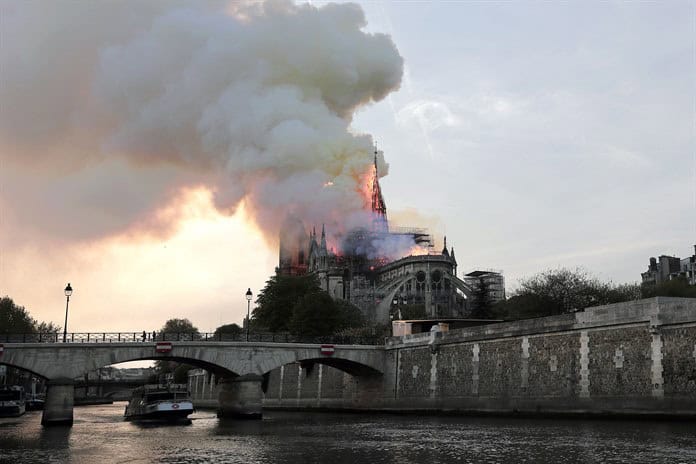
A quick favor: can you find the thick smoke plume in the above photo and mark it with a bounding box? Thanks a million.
[0,0,403,245]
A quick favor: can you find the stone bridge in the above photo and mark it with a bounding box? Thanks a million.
[0,341,385,426]
[74,379,148,401]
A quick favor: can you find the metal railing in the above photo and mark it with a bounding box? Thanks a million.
[0,332,384,345]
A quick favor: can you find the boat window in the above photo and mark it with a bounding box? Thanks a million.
[145,392,175,402]
[0,390,23,401]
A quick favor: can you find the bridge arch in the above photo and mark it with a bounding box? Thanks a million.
[283,357,382,377]
[0,359,49,381]
[254,345,384,377]
[103,354,239,379]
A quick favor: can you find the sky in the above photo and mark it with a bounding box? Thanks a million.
[1,0,694,334]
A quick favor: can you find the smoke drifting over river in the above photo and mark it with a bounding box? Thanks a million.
[0,0,403,244]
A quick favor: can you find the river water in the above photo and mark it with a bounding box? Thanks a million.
[1,404,694,463]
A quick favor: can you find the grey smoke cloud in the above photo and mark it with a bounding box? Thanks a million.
[0,0,403,244]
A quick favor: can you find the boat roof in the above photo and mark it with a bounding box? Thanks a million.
[0,385,24,391]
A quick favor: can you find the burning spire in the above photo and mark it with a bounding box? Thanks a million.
[371,147,388,233]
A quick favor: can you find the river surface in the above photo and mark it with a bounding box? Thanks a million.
[1,404,695,463]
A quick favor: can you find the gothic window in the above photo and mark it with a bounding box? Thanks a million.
[431,270,442,283]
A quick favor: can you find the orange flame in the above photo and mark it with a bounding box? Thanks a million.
[407,244,430,256]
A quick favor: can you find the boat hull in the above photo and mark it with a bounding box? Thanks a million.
[124,408,194,422]
[125,401,194,422]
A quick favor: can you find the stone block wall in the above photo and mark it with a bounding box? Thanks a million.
[478,338,520,398]
[396,347,432,398]
[436,343,475,398]
[587,326,652,397]
[527,333,580,398]
[661,325,696,397]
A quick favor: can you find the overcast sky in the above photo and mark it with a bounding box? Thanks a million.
[1,0,694,333]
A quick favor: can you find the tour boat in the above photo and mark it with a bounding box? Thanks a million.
[124,384,194,423]
[0,385,26,417]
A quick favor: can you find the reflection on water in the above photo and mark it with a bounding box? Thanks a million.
[1,404,695,464]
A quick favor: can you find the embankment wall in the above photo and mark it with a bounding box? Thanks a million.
[192,297,696,417]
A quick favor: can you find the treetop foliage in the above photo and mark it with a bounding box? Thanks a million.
[0,296,61,334]
[213,323,243,341]
[642,276,696,298]
[288,292,364,337]
[214,323,242,336]
[160,318,199,335]
[252,273,321,332]
[517,267,640,314]
[471,277,495,319]
[492,268,643,320]
[252,272,365,336]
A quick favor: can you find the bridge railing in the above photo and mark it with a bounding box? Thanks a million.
[0,332,384,345]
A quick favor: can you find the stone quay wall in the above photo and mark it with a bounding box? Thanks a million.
[194,297,696,417]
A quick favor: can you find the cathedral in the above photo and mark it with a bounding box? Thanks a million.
[278,150,487,323]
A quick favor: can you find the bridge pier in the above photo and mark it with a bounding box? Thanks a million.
[217,374,263,420]
[41,378,74,427]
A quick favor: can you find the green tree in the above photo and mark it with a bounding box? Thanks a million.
[0,297,61,386]
[288,292,364,337]
[606,283,642,303]
[252,273,322,332]
[471,277,494,319]
[333,299,365,331]
[516,268,606,315]
[0,296,61,334]
[0,296,38,333]
[159,318,200,340]
[642,277,696,298]
[493,268,644,320]
[491,293,556,320]
[213,323,243,341]
[395,303,427,320]
[36,321,61,333]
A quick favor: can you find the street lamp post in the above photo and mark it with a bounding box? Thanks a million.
[63,283,73,343]
[245,288,253,342]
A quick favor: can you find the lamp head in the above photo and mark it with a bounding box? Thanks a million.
[64,283,73,297]
[245,288,253,301]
